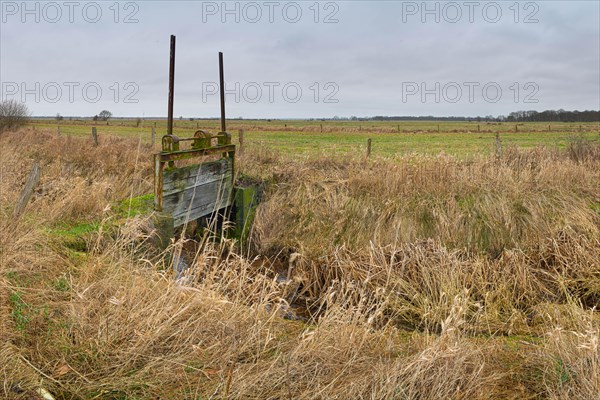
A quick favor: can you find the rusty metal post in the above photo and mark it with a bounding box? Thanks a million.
[219,52,226,133]
[167,35,176,136]
[367,138,372,158]
[239,129,244,154]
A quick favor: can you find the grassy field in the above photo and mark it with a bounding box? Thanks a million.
[31,119,600,155]
[1,124,599,399]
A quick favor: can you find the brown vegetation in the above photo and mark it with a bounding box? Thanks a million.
[1,129,599,399]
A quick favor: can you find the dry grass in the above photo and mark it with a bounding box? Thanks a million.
[1,129,599,399]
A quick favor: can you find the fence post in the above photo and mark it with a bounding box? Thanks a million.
[495,132,502,159]
[239,129,244,154]
[92,127,98,146]
[366,138,372,158]
[151,127,156,146]
[515,125,518,132]
[13,163,41,218]
[57,126,61,136]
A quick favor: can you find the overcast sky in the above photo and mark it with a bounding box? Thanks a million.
[1,1,599,118]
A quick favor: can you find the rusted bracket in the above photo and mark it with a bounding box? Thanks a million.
[190,130,232,149]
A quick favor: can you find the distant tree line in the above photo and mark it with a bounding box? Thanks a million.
[502,110,600,122]
[368,109,599,123]
[371,115,484,122]
[93,110,113,121]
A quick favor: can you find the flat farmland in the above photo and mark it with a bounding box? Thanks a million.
[31,119,600,155]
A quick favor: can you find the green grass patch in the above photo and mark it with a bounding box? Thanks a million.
[31,119,599,156]
[43,194,154,252]
[115,193,154,218]
[53,275,70,292]
[47,221,99,252]
[9,291,31,334]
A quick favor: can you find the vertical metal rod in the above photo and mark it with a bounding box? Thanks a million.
[167,35,176,136]
[219,52,226,132]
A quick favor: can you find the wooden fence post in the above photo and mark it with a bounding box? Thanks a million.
[57,126,61,136]
[495,132,502,159]
[366,138,372,158]
[239,129,244,154]
[13,163,41,218]
[92,127,98,146]
[151,127,156,146]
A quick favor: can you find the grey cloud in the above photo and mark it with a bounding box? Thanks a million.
[0,1,598,118]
